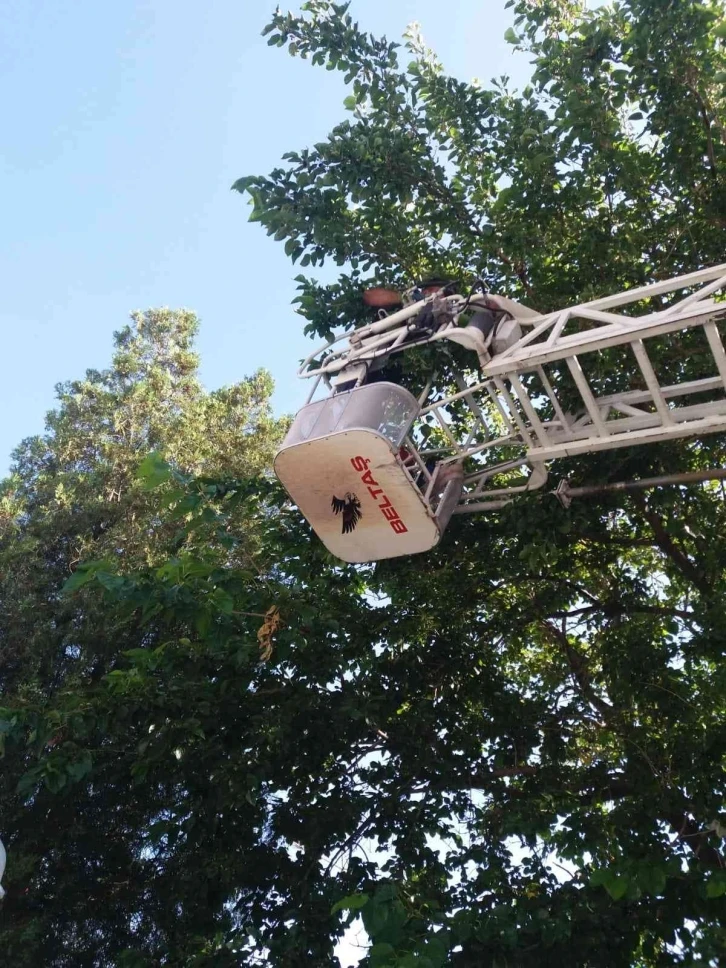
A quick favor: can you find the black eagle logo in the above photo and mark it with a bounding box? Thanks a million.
[331,492,362,534]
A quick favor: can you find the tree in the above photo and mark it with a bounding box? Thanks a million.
[2,1,726,965]
[0,310,287,963]
[0,309,282,691]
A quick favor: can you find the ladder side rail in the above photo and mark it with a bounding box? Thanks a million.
[485,271,726,367]
[455,465,549,512]
[527,410,726,461]
[462,458,532,495]
[485,306,726,375]
[596,374,724,408]
[573,307,651,328]
[297,266,726,381]
[659,273,726,315]
[573,264,726,313]
[419,380,499,414]
[416,433,523,467]
[535,396,726,446]
[506,306,726,369]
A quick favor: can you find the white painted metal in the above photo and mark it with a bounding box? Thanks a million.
[292,265,726,519]
[274,383,467,561]
[275,430,444,562]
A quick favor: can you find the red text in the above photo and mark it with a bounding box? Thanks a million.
[350,456,408,535]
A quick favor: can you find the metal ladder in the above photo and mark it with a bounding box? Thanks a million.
[410,265,726,512]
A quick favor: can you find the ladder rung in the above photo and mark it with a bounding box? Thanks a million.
[631,339,673,425]
[566,357,609,436]
[508,373,550,448]
[492,377,536,448]
[704,322,726,393]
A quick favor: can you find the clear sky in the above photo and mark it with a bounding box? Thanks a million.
[0,0,532,473]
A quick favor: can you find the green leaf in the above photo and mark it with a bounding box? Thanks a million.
[17,768,42,797]
[136,452,172,491]
[44,767,67,793]
[504,27,519,44]
[422,931,451,966]
[62,560,110,593]
[705,871,726,898]
[66,751,93,782]
[62,568,96,593]
[230,176,257,194]
[369,942,395,965]
[638,865,666,897]
[604,874,629,900]
[212,588,235,615]
[331,893,369,915]
[95,571,126,594]
[591,868,630,900]
[124,647,157,667]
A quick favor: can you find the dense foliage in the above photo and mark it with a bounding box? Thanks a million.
[2,1,726,965]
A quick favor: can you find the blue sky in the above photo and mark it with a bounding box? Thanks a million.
[0,0,532,473]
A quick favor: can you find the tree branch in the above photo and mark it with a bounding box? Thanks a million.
[685,73,719,183]
[459,770,726,871]
[631,493,709,594]
[540,620,615,719]
[665,812,725,870]
[551,603,696,623]
[496,248,534,299]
